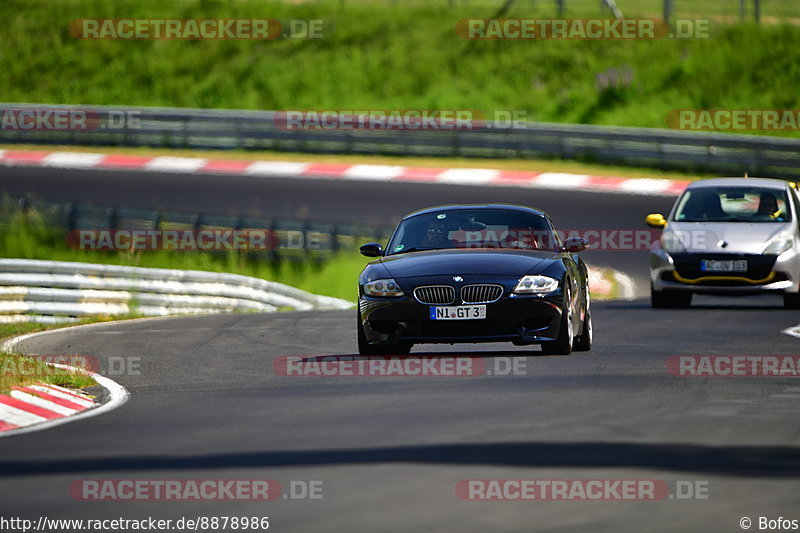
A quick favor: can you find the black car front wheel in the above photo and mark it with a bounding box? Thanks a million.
[540,287,574,355]
[573,291,592,352]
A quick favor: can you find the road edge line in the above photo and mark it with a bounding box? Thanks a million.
[781,324,800,339]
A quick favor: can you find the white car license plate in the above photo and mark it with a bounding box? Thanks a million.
[700,259,747,272]
[429,305,486,320]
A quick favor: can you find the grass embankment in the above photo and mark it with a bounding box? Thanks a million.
[0,352,97,395]
[0,320,103,395]
[0,318,124,394]
[0,0,798,134]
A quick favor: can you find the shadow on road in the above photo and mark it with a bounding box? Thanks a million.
[2,441,799,478]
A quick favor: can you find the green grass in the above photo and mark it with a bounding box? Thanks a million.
[1,0,799,135]
[1,318,103,395]
[0,353,97,395]
[0,321,57,342]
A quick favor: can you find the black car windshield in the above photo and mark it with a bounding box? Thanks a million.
[386,209,557,255]
[673,187,792,223]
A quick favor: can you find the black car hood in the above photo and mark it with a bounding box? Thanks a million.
[379,249,556,278]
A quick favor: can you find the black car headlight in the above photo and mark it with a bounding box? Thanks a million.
[513,275,559,294]
[363,278,404,297]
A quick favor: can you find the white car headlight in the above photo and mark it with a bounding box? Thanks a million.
[513,275,559,294]
[363,278,404,297]
[763,232,793,256]
[661,230,687,254]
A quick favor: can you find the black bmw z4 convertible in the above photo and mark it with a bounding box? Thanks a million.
[357,204,592,355]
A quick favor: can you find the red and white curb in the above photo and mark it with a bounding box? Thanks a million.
[0,329,130,437]
[0,149,690,196]
[0,383,96,432]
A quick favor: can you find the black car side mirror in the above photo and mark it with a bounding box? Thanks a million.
[562,237,587,253]
[360,242,383,257]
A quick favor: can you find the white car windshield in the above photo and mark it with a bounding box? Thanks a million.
[673,187,792,223]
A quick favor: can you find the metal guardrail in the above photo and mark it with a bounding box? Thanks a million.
[1,103,799,177]
[1,197,379,321]
[0,259,352,323]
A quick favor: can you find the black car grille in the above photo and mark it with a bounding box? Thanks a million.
[460,284,504,304]
[413,285,455,305]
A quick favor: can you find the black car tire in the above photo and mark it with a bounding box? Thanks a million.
[573,293,592,352]
[651,284,692,308]
[541,287,573,355]
[357,314,413,355]
[784,292,800,309]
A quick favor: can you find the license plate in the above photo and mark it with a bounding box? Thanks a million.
[429,305,486,320]
[700,259,747,272]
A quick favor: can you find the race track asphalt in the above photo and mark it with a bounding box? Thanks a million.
[0,165,798,532]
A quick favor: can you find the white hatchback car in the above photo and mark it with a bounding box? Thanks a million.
[647,177,800,309]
